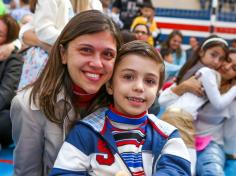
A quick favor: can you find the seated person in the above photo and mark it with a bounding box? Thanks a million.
[0,14,23,148]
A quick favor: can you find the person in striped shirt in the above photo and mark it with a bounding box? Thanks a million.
[50,41,191,176]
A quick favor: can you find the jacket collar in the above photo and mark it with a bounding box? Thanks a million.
[29,88,70,110]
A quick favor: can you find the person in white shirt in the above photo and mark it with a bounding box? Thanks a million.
[158,37,236,175]
[17,0,74,89]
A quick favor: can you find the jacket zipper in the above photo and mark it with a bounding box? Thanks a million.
[114,152,133,176]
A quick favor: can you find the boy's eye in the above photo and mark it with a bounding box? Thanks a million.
[123,74,134,80]
[145,79,157,85]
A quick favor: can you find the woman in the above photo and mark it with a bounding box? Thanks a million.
[10,10,122,176]
[132,23,151,44]
[160,30,187,81]
[195,47,236,176]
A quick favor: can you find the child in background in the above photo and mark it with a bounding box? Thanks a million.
[160,48,181,82]
[131,1,158,46]
[49,41,191,176]
[160,48,173,64]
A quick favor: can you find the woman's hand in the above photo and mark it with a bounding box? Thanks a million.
[172,75,204,97]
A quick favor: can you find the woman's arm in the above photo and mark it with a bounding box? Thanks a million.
[199,67,236,110]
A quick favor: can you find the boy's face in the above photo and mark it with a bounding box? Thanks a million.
[141,7,154,18]
[107,54,161,116]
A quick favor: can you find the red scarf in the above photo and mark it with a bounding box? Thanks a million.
[72,84,98,108]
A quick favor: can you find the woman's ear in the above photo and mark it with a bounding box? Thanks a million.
[106,81,113,95]
[60,44,67,64]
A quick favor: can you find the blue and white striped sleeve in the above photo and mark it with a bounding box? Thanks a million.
[154,130,191,176]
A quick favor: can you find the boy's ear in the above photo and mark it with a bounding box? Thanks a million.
[106,81,113,95]
[60,44,67,64]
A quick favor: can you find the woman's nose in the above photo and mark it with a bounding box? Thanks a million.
[89,54,103,68]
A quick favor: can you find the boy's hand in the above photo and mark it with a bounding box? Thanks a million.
[115,171,129,176]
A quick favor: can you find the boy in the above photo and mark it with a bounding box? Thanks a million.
[50,41,191,176]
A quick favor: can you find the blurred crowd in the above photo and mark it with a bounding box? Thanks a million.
[0,0,236,176]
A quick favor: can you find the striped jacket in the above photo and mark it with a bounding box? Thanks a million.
[50,107,191,176]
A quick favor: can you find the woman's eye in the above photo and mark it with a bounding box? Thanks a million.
[103,51,115,60]
[80,47,92,54]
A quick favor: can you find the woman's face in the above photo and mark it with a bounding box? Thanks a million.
[0,20,7,45]
[200,46,226,70]
[169,34,182,50]
[61,31,117,94]
[218,52,236,81]
[133,25,149,42]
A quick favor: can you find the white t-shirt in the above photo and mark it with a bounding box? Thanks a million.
[19,0,74,45]
[159,67,236,119]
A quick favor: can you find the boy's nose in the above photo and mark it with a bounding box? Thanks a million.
[133,80,144,92]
